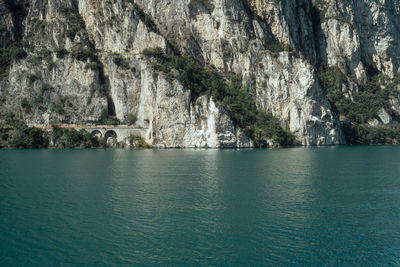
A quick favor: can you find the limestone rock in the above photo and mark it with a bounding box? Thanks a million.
[378,108,392,125]
[2,0,400,147]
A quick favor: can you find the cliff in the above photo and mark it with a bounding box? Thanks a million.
[0,0,399,148]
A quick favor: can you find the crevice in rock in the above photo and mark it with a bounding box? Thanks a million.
[309,1,327,67]
[240,0,275,44]
[3,0,29,42]
[92,53,115,117]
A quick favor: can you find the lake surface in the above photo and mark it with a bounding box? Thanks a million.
[1,147,400,266]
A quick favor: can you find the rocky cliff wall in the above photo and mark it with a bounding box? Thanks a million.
[1,0,399,147]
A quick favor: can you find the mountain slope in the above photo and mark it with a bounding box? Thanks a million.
[1,0,399,147]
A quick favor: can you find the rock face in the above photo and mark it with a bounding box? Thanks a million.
[319,0,400,79]
[1,0,399,147]
[248,0,400,79]
[102,54,252,148]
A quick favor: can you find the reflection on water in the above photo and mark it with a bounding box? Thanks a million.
[1,147,400,265]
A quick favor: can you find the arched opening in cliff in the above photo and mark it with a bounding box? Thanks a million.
[91,130,103,140]
[105,130,117,145]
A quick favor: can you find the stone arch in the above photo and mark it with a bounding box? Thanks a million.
[91,130,103,140]
[105,130,117,144]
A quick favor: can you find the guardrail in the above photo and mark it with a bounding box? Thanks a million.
[29,124,137,129]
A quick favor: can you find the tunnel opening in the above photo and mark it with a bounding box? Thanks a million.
[91,130,103,139]
[104,130,117,146]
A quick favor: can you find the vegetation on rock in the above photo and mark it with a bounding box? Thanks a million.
[0,114,99,149]
[0,45,27,80]
[98,110,121,126]
[341,122,400,145]
[0,114,49,148]
[51,125,101,148]
[143,47,297,147]
[129,135,152,148]
[318,66,400,144]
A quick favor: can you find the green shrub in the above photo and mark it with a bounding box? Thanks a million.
[98,110,121,125]
[142,47,164,58]
[11,127,49,148]
[48,61,56,70]
[34,83,53,104]
[38,49,52,58]
[28,74,39,83]
[263,41,291,57]
[129,135,152,148]
[51,124,64,139]
[51,125,101,148]
[1,115,49,148]
[113,56,130,69]
[126,113,137,124]
[34,19,47,32]
[342,122,400,145]
[55,48,69,59]
[1,131,9,141]
[62,7,85,40]
[10,46,28,61]
[318,67,398,124]
[91,85,108,96]
[0,94,6,105]
[65,27,80,40]
[41,83,53,93]
[52,100,65,115]
[29,55,42,65]
[0,45,27,80]
[4,114,26,130]
[21,98,32,110]
[71,48,93,61]
[29,49,52,65]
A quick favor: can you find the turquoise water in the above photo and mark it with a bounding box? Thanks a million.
[1,147,400,266]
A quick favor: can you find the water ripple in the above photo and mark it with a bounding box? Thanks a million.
[1,147,400,265]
